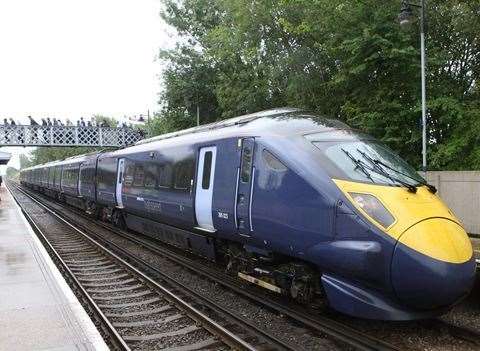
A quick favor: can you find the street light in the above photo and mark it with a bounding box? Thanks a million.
[398,0,427,173]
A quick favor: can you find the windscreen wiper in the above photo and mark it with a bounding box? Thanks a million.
[341,148,375,183]
[370,158,437,194]
[355,149,417,193]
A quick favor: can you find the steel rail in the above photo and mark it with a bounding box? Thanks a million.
[9,184,267,351]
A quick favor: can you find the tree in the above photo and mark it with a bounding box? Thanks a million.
[28,147,101,166]
[19,154,33,169]
[6,167,19,180]
[155,0,480,170]
[93,115,118,128]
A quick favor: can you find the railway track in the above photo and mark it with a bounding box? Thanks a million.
[9,182,404,351]
[17,182,480,350]
[9,184,296,351]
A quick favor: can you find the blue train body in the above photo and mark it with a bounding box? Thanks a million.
[20,108,476,320]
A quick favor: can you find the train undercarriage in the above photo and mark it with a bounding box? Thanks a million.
[34,186,323,305]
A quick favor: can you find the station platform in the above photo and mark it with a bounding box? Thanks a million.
[0,185,109,351]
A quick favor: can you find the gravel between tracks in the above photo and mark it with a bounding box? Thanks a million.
[439,273,480,333]
[20,191,348,351]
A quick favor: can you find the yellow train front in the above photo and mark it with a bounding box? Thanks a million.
[307,129,476,320]
[329,179,476,319]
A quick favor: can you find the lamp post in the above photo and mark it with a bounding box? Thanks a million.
[399,0,427,172]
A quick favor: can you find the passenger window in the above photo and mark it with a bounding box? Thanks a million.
[263,149,287,171]
[56,167,61,186]
[144,164,157,188]
[158,164,172,188]
[133,165,145,187]
[97,158,117,189]
[202,151,213,189]
[240,146,253,183]
[124,163,134,187]
[174,159,194,191]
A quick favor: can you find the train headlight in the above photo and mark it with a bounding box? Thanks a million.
[348,193,395,229]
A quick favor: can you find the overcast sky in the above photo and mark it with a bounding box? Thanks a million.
[0,0,175,172]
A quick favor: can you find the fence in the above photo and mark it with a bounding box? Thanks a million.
[0,125,143,147]
[425,171,480,235]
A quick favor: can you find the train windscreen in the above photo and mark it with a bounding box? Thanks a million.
[308,132,424,186]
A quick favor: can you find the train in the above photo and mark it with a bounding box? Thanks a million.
[20,108,476,320]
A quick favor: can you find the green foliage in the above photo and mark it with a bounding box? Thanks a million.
[93,115,118,128]
[19,154,33,169]
[29,147,102,166]
[155,0,480,170]
[6,167,19,180]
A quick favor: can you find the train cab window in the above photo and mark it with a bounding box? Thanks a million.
[174,159,194,191]
[144,164,157,188]
[312,139,425,186]
[202,151,213,189]
[133,165,145,187]
[262,149,287,171]
[240,146,253,183]
[158,164,172,188]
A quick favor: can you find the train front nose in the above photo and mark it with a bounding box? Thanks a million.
[391,218,476,310]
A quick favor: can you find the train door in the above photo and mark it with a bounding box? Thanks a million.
[235,138,255,237]
[115,158,125,208]
[78,164,83,196]
[195,146,217,232]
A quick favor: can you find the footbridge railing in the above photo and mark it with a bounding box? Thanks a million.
[0,125,143,147]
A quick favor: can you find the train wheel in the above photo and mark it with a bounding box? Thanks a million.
[100,208,109,222]
[278,262,318,304]
[112,210,126,230]
[290,278,315,304]
[224,244,250,276]
[87,202,100,219]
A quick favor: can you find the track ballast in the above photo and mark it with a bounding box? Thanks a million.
[9,183,295,351]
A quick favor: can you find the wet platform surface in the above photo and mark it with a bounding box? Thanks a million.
[0,185,109,351]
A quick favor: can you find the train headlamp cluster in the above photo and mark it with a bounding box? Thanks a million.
[349,192,395,229]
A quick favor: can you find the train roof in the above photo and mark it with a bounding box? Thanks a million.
[136,108,347,145]
[22,108,351,168]
[21,151,103,172]
[104,108,349,157]
[0,151,11,165]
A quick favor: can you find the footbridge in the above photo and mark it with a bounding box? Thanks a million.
[0,125,143,147]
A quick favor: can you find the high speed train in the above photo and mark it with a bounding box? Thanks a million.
[20,108,476,320]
